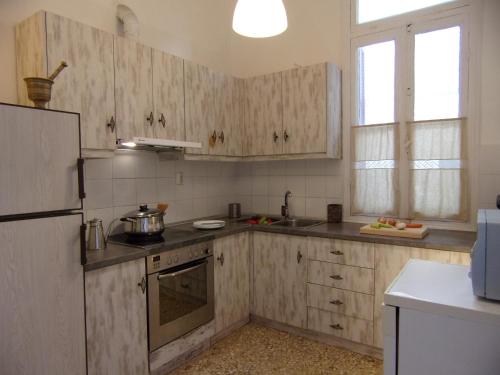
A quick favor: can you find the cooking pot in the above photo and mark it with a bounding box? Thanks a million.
[121,205,165,237]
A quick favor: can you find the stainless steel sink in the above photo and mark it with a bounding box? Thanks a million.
[271,219,323,228]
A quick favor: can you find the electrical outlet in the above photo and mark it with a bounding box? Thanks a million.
[175,171,183,185]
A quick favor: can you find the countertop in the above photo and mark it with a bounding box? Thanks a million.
[384,259,500,327]
[85,217,476,272]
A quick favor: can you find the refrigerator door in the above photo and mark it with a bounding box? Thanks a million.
[0,213,86,375]
[0,103,83,217]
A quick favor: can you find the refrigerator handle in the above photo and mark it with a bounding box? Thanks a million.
[80,223,87,266]
[77,158,86,199]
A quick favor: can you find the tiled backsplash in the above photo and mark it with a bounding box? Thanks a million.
[478,145,500,209]
[83,153,345,233]
[83,151,239,234]
[235,159,345,219]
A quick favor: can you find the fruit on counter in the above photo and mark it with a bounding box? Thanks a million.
[387,218,397,226]
[377,217,387,224]
[396,222,406,230]
[246,219,259,224]
[371,223,394,229]
[406,223,423,228]
[258,216,268,225]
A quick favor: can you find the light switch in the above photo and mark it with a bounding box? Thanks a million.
[175,171,183,185]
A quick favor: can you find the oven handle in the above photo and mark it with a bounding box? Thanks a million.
[157,261,206,280]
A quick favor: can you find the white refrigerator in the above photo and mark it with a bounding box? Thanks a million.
[0,103,87,375]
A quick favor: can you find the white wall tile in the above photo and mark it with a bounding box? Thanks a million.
[286,176,306,197]
[157,159,175,177]
[136,178,158,204]
[289,196,306,217]
[175,176,194,200]
[157,178,176,202]
[326,176,343,198]
[267,161,287,176]
[175,161,193,176]
[252,176,269,196]
[174,199,194,222]
[478,174,500,206]
[84,179,112,209]
[254,162,269,176]
[193,198,209,218]
[305,159,326,176]
[324,159,344,176]
[113,179,137,207]
[306,176,326,198]
[285,160,306,176]
[85,158,112,180]
[135,152,157,178]
[268,196,283,216]
[112,153,137,178]
[268,176,287,196]
[252,196,269,214]
[306,197,327,219]
[192,176,208,198]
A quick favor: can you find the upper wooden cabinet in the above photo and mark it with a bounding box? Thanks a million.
[152,49,185,141]
[184,61,215,155]
[114,36,154,141]
[245,72,283,156]
[16,11,116,151]
[283,63,341,157]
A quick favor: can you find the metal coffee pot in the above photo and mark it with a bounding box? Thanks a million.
[87,218,107,251]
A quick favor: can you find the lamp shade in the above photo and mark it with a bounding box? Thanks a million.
[232,0,288,38]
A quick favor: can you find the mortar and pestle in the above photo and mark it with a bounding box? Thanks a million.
[24,61,68,108]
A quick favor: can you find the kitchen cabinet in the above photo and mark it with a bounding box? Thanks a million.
[282,63,341,157]
[244,72,283,156]
[213,73,244,156]
[184,60,216,155]
[253,232,307,328]
[85,258,148,375]
[214,233,250,334]
[15,11,116,151]
[114,36,154,141]
[152,49,185,141]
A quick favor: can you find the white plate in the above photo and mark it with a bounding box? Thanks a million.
[193,220,226,230]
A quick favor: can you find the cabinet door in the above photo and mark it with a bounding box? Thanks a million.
[253,232,307,328]
[184,61,215,155]
[46,13,115,150]
[85,258,148,375]
[282,63,327,154]
[214,233,250,334]
[114,37,154,141]
[0,214,86,375]
[245,73,283,156]
[152,49,185,141]
[213,73,244,156]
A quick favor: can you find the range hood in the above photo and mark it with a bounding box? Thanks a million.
[117,137,202,151]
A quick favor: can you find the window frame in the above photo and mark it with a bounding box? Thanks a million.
[345,1,476,230]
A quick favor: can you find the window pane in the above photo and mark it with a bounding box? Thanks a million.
[414,26,461,121]
[357,0,455,24]
[356,41,395,125]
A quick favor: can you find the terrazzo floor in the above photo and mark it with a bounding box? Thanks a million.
[171,323,383,375]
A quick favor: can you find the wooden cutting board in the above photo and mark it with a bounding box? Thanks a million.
[360,224,429,239]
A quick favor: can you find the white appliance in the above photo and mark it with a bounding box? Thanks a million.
[383,259,500,375]
[0,103,87,375]
[117,136,202,150]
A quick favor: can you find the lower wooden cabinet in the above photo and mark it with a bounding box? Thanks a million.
[253,232,308,328]
[85,258,149,375]
[214,232,250,334]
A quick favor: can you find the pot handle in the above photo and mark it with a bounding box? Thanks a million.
[120,217,136,223]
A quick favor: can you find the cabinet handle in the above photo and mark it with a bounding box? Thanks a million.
[158,113,166,128]
[330,323,343,330]
[284,130,289,142]
[210,130,217,144]
[218,130,225,144]
[273,131,279,143]
[80,223,87,266]
[107,116,116,133]
[217,253,224,266]
[77,158,86,199]
[329,299,343,305]
[297,251,303,264]
[330,275,343,280]
[147,112,154,126]
[138,276,147,294]
[330,250,344,256]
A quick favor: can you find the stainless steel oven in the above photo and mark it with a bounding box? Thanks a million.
[147,241,214,351]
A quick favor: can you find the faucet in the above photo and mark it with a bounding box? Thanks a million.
[282,190,292,221]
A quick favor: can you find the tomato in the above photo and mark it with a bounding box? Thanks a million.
[406,223,423,228]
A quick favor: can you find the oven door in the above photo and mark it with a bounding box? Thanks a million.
[148,256,214,351]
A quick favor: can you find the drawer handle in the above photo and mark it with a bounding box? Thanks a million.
[330,323,343,330]
[330,250,344,255]
[330,275,343,280]
[329,299,343,305]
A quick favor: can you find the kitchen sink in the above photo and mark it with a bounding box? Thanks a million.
[271,219,323,228]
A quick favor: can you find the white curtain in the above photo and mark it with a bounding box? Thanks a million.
[351,123,398,216]
[408,118,467,220]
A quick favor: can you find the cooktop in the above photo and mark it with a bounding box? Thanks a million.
[108,228,200,251]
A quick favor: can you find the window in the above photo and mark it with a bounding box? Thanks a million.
[357,0,456,24]
[350,8,469,222]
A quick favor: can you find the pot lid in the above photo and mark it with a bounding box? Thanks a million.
[125,204,162,218]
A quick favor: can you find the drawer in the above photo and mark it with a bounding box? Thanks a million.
[307,307,373,345]
[308,260,374,294]
[307,237,374,268]
[307,283,373,321]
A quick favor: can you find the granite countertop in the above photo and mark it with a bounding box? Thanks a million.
[85,217,476,272]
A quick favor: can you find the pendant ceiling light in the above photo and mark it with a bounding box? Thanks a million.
[232,0,288,38]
